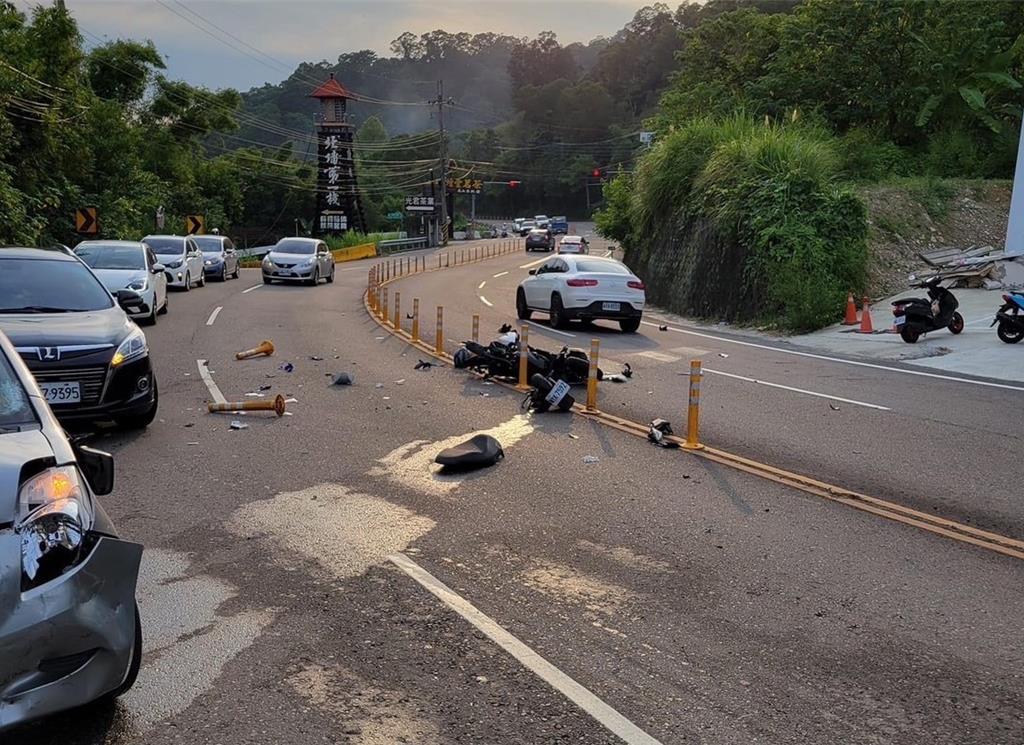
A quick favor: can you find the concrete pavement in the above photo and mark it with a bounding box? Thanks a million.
[12,256,1024,744]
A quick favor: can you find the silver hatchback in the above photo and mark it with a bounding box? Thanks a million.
[261,238,336,286]
[0,330,143,732]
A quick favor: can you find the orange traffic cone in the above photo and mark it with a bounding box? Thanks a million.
[235,340,275,360]
[857,297,874,334]
[842,293,858,325]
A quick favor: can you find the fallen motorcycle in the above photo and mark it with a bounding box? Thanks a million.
[992,291,1024,344]
[454,327,601,385]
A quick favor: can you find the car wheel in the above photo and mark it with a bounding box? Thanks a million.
[197,271,206,288]
[220,266,228,282]
[116,379,158,429]
[157,294,168,315]
[104,603,142,699]
[263,275,272,285]
[232,264,240,279]
[516,289,532,320]
[307,268,319,287]
[141,304,157,327]
[549,294,569,329]
[619,317,641,333]
[182,273,191,291]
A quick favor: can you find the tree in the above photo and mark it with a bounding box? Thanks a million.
[86,40,164,106]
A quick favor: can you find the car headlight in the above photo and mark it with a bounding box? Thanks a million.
[127,277,148,291]
[16,466,95,590]
[166,260,182,269]
[262,256,273,267]
[112,328,148,366]
[300,257,315,266]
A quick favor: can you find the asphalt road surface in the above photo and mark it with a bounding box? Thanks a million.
[12,248,1024,745]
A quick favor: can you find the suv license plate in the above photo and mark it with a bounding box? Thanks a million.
[601,302,620,311]
[40,381,81,405]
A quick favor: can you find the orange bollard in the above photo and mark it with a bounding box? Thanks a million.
[412,298,420,342]
[435,306,444,355]
[586,338,600,411]
[842,292,858,325]
[857,297,874,334]
[208,394,286,417]
[517,323,530,390]
[235,340,274,360]
[472,313,480,343]
[393,291,401,331]
[382,286,389,324]
[683,360,704,450]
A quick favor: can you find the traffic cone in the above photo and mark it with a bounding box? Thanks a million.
[235,340,274,360]
[842,293,858,325]
[857,297,874,333]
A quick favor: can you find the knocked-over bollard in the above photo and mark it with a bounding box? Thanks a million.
[208,394,286,418]
[235,340,274,360]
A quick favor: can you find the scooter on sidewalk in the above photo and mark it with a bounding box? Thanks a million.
[891,276,964,344]
[992,291,1024,344]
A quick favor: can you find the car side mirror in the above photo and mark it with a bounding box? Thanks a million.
[528,269,537,276]
[151,263,165,273]
[114,289,145,313]
[74,443,114,496]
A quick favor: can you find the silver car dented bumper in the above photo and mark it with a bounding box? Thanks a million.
[0,532,142,731]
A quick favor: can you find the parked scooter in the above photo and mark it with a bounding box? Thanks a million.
[991,291,1024,344]
[891,277,964,343]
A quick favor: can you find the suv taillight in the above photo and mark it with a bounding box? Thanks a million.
[567,279,598,287]
[627,280,645,290]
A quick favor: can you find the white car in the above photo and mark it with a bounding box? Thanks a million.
[516,255,645,332]
[557,235,589,255]
[261,238,336,285]
[73,240,169,325]
[143,235,206,291]
[534,214,550,229]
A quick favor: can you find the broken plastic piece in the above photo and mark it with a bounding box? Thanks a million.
[229,420,248,430]
[434,434,504,470]
[415,360,434,370]
[332,372,354,386]
[583,455,599,464]
[604,374,628,383]
[310,355,324,361]
[658,325,668,331]
[621,363,633,378]
[279,362,294,373]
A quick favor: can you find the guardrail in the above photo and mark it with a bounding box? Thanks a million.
[378,237,428,255]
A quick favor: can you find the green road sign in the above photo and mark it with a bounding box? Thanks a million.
[386,211,403,221]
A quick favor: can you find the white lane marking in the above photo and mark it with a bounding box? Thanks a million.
[519,256,550,269]
[602,250,612,258]
[196,359,227,404]
[640,321,1024,392]
[526,320,576,338]
[242,284,262,294]
[205,306,223,326]
[388,553,662,745]
[703,368,891,411]
[632,350,680,363]
[480,295,494,307]
[493,271,509,278]
[478,280,487,290]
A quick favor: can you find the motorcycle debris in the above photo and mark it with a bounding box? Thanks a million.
[279,362,294,373]
[582,455,600,464]
[375,383,385,389]
[229,420,249,430]
[718,353,729,358]
[394,379,406,385]
[259,384,273,391]
[621,363,633,378]
[414,360,434,370]
[604,374,628,383]
[332,372,354,386]
[309,355,324,361]
[568,433,580,439]
[829,403,841,411]
[658,325,668,331]
[244,392,264,398]
[406,313,415,320]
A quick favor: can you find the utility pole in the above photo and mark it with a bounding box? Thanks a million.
[429,81,454,245]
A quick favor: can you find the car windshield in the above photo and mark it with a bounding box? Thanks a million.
[75,244,145,270]
[574,259,630,274]
[0,258,115,313]
[193,236,224,254]
[0,350,37,430]
[147,237,185,255]
[275,239,316,255]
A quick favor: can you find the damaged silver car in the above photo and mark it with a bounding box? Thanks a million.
[0,329,143,732]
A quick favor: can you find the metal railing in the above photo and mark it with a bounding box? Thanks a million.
[378,237,428,255]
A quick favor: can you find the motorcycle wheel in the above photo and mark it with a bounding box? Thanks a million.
[997,321,1024,344]
[948,312,964,334]
[899,326,920,344]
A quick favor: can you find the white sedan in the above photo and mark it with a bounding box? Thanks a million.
[74,240,169,325]
[516,255,645,332]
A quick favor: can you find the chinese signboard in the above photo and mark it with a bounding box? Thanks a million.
[405,195,436,213]
[316,125,359,234]
[445,178,483,195]
[319,212,347,232]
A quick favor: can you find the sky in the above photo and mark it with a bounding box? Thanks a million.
[60,0,644,91]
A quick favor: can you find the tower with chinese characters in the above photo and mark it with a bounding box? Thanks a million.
[310,73,366,235]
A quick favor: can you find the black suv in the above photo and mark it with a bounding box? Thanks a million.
[525,229,554,252]
[0,247,158,429]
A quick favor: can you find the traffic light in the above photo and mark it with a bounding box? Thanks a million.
[508,180,521,188]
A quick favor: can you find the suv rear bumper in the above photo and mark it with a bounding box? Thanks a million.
[564,301,643,321]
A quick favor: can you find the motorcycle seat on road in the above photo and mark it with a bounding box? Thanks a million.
[434,434,505,469]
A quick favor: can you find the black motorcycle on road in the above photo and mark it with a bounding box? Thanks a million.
[991,291,1024,344]
[455,332,601,385]
[891,277,964,344]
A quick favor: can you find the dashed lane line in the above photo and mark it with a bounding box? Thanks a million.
[205,306,223,326]
[519,256,551,269]
[480,295,494,307]
[241,284,262,294]
[389,553,663,745]
[640,320,1024,392]
[478,280,487,290]
[493,271,509,278]
[196,359,226,404]
[703,368,891,411]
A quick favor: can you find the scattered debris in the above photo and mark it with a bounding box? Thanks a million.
[523,374,574,413]
[244,392,264,398]
[394,379,406,385]
[375,383,385,389]
[309,355,324,361]
[279,362,294,373]
[229,420,249,430]
[284,397,299,403]
[258,384,272,391]
[604,374,628,383]
[583,455,600,464]
[658,324,668,331]
[829,402,841,411]
[183,423,194,428]
[718,353,729,358]
[414,359,434,370]
[406,313,415,319]
[331,372,354,386]
[648,419,681,449]
[434,434,504,471]
[568,433,580,439]
[621,363,633,378]
[187,441,200,446]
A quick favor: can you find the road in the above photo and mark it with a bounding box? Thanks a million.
[12,249,1024,745]
[388,227,1024,540]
